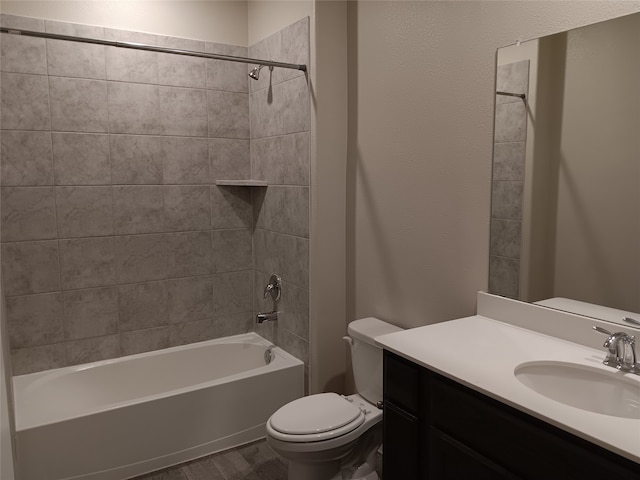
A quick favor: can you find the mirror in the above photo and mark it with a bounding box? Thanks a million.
[488,13,640,326]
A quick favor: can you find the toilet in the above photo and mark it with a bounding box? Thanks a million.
[266,317,402,480]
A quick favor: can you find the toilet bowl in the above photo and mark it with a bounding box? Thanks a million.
[266,318,402,480]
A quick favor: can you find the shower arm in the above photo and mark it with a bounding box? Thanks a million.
[0,27,308,73]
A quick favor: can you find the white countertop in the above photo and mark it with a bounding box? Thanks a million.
[376,315,640,463]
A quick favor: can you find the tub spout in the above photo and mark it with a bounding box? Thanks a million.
[256,311,279,324]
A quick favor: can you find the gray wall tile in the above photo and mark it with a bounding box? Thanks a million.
[115,234,167,283]
[213,270,252,316]
[279,18,310,84]
[209,139,250,181]
[490,218,522,259]
[1,186,57,241]
[159,86,208,137]
[157,36,204,52]
[110,135,163,185]
[493,142,526,181]
[10,344,66,375]
[49,77,108,133]
[488,256,520,299]
[250,133,309,185]
[0,34,46,75]
[256,272,309,341]
[0,14,45,31]
[55,186,113,238]
[0,131,53,186]
[169,319,214,347]
[59,237,116,289]
[45,20,105,38]
[6,292,64,349]
[167,275,213,324]
[249,75,309,139]
[121,327,170,356]
[62,287,118,340]
[52,133,111,185]
[118,280,168,331]
[205,43,248,93]
[46,39,106,80]
[166,231,211,278]
[277,328,309,365]
[210,186,252,229]
[212,313,254,338]
[254,186,309,238]
[0,73,50,130]
[207,90,249,139]
[212,229,252,273]
[113,186,165,234]
[164,185,210,231]
[104,28,157,45]
[0,16,313,371]
[107,82,161,135]
[496,60,529,105]
[66,334,120,365]
[2,240,60,295]
[158,38,206,88]
[247,32,280,94]
[254,229,309,289]
[494,102,527,143]
[491,180,524,220]
[106,48,158,84]
[159,53,206,88]
[162,137,209,184]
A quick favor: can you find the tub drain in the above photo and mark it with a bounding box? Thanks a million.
[264,347,274,365]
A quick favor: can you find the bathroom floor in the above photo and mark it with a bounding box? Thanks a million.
[133,439,383,479]
[133,439,288,480]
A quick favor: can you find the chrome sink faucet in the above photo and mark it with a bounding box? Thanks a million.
[593,326,640,375]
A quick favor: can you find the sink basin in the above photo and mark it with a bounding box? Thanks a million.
[515,361,640,419]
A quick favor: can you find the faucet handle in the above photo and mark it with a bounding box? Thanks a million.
[263,274,282,302]
[593,325,613,336]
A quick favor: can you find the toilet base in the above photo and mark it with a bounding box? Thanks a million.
[283,426,381,480]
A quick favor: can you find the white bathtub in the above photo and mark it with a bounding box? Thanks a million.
[13,332,304,480]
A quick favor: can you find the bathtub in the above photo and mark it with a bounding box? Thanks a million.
[13,332,304,480]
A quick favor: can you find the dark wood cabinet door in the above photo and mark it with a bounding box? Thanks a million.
[383,401,419,479]
[428,427,522,480]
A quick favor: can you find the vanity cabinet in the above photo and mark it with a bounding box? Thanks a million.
[383,351,640,480]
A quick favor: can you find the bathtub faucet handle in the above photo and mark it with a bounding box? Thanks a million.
[263,274,282,303]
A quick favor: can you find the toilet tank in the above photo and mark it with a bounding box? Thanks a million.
[347,317,403,405]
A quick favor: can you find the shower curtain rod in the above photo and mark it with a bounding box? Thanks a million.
[0,27,308,72]
[496,91,526,100]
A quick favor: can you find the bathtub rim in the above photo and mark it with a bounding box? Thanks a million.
[14,332,303,431]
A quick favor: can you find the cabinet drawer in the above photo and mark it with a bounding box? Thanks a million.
[384,351,420,414]
[429,374,640,479]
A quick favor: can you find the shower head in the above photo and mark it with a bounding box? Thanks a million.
[248,64,273,80]
[248,65,263,80]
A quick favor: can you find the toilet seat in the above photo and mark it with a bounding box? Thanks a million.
[268,393,366,443]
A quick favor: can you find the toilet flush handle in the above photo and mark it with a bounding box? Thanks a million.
[342,336,353,346]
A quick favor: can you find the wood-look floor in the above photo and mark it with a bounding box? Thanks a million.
[133,439,288,480]
[134,439,383,480]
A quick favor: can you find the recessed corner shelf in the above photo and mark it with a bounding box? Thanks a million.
[215,180,268,187]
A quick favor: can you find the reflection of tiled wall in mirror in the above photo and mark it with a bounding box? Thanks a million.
[489,60,529,299]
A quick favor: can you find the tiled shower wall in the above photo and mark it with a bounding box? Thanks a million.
[489,60,529,299]
[249,19,311,384]
[0,14,265,375]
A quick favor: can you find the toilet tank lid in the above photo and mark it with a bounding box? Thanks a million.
[348,317,403,347]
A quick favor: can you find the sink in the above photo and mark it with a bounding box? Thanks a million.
[515,361,640,419]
